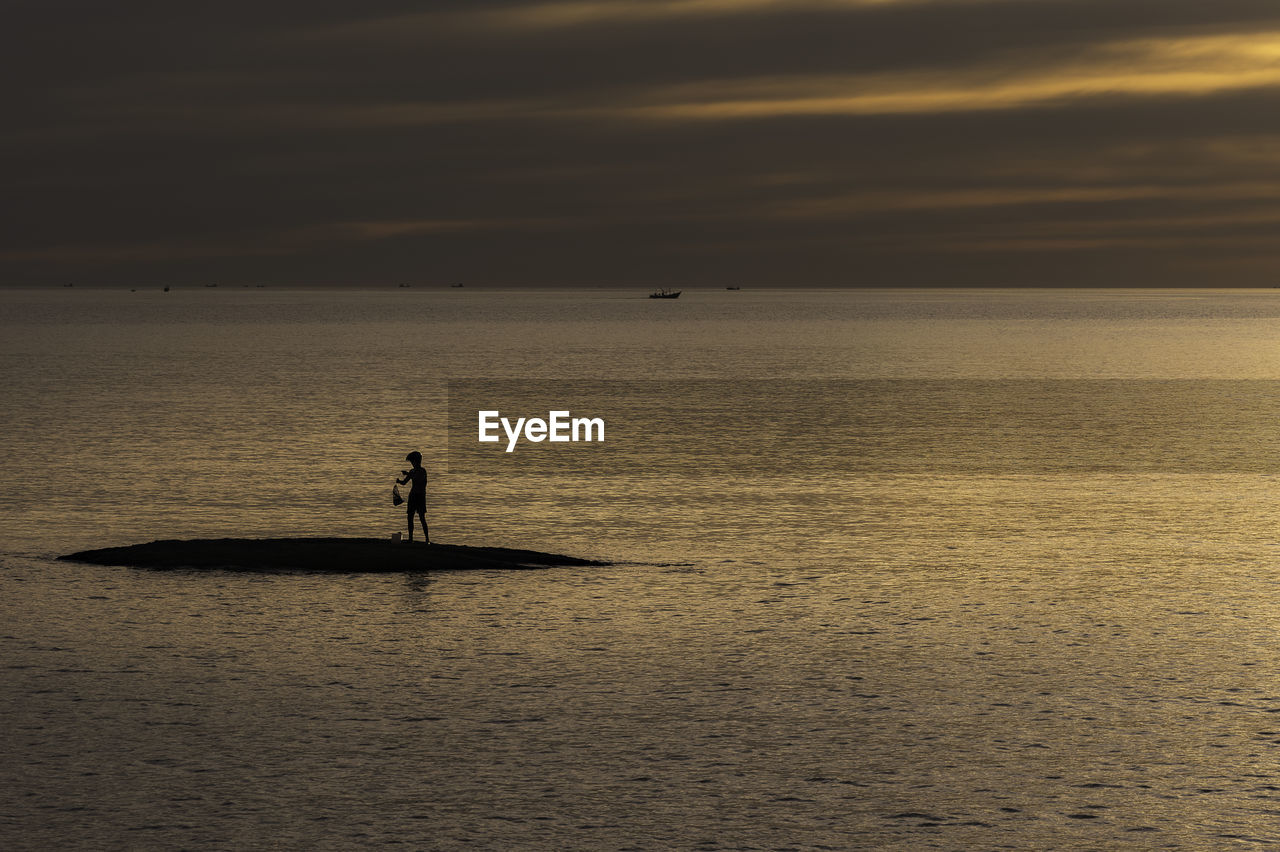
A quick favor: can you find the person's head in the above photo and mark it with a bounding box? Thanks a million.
[406,451,422,467]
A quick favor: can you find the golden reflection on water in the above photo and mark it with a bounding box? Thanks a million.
[3,289,1280,846]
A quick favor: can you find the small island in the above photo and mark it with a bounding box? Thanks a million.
[59,538,607,573]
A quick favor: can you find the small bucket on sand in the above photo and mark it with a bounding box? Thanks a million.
[391,532,402,543]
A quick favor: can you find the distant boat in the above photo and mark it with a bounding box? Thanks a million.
[725,286,740,290]
[163,286,170,292]
[649,289,681,299]
[450,282,464,288]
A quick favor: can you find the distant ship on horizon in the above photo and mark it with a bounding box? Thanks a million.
[649,288,681,299]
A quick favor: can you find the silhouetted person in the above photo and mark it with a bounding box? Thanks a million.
[396,451,429,543]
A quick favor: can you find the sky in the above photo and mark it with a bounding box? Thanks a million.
[5,0,1280,287]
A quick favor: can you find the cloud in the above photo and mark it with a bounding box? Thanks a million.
[7,0,1280,285]
[42,27,1280,143]
[298,0,965,42]
[455,0,955,30]
[607,32,1280,120]
[769,180,1280,218]
[0,216,582,266]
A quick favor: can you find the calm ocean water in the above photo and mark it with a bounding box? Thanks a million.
[4,287,1280,849]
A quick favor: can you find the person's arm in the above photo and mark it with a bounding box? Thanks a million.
[396,470,409,485]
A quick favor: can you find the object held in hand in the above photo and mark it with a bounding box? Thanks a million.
[392,484,404,506]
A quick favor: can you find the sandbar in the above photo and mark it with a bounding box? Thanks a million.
[59,537,607,573]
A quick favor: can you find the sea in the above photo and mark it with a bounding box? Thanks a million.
[3,287,1280,849]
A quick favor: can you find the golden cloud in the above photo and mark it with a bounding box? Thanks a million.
[771,181,1280,218]
[609,32,1280,119]
[472,0,933,29]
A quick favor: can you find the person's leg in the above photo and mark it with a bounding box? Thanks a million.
[417,509,429,544]
[406,506,415,541]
